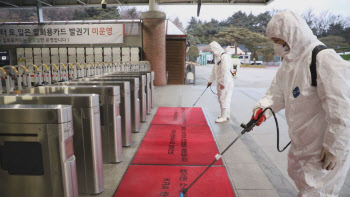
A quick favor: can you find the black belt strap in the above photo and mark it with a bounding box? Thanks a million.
[217,52,226,65]
[310,45,328,86]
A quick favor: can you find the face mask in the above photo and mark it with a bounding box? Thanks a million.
[274,43,290,57]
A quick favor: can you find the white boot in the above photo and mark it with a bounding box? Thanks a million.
[226,108,230,119]
[216,108,228,123]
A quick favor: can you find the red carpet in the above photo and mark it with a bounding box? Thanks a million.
[132,125,223,165]
[152,107,208,126]
[114,107,235,197]
[114,165,235,197]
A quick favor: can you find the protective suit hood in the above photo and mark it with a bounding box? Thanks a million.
[209,41,225,57]
[266,11,321,60]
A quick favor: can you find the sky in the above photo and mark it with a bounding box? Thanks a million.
[131,0,350,28]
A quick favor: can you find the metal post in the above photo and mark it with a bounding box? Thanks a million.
[48,70,51,85]
[149,0,158,11]
[37,1,44,24]
[38,71,42,85]
[27,72,32,88]
[17,73,22,90]
[4,76,11,94]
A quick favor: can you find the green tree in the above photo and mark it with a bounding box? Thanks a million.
[95,8,120,20]
[18,8,37,21]
[72,7,120,20]
[223,11,271,34]
[119,7,141,19]
[44,7,76,21]
[224,11,252,28]
[187,45,199,62]
[259,42,274,61]
[0,8,37,22]
[187,17,198,31]
[323,23,346,38]
[343,27,350,44]
[253,11,272,34]
[186,17,225,45]
[319,35,350,51]
[172,17,185,32]
[187,34,201,47]
[204,19,222,39]
[214,27,272,62]
[73,9,90,20]
[186,18,207,45]
[0,10,9,22]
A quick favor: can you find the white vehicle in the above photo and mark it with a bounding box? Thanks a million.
[238,54,263,65]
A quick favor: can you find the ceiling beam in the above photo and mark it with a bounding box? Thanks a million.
[115,0,123,5]
[266,0,275,5]
[77,0,87,5]
[0,0,19,7]
[0,0,272,7]
[159,0,193,2]
[37,0,52,6]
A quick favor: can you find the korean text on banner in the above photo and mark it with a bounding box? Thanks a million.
[0,24,124,45]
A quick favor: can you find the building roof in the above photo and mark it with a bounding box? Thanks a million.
[0,0,275,7]
[166,20,187,38]
[238,44,249,52]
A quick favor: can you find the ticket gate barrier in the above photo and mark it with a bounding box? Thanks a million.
[0,67,11,94]
[111,71,154,108]
[0,94,104,195]
[108,71,155,109]
[103,73,151,114]
[78,78,141,132]
[58,81,132,147]
[20,86,122,163]
[0,105,78,197]
[93,75,147,121]
[146,71,155,107]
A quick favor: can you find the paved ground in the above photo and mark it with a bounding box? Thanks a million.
[86,65,350,197]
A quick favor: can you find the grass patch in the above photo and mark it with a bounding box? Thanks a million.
[341,54,350,61]
[240,64,266,68]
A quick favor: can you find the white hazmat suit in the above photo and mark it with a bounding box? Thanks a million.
[208,41,234,122]
[255,11,350,196]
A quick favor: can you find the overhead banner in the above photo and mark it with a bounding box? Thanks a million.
[0,24,124,45]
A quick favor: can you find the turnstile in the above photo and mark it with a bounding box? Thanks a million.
[93,75,148,121]
[108,71,155,109]
[0,105,78,197]
[19,86,123,163]
[0,94,104,195]
[78,78,141,132]
[102,73,151,114]
[58,81,132,146]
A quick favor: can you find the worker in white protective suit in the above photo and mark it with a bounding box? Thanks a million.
[252,11,350,196]
[207,41,234,123]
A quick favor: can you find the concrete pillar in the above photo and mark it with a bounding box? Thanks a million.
[142,11,166,86]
